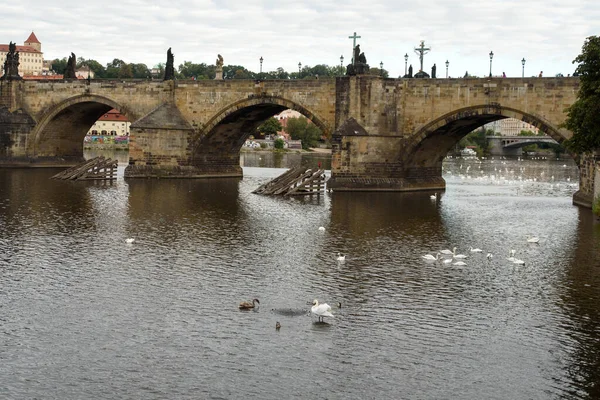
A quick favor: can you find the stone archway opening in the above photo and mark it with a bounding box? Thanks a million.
[31,96,130,163]
[191,97,330,172]
[405,105,572,169]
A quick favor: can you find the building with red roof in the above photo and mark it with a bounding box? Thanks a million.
[86,109,130,137]
[0,32,44,77]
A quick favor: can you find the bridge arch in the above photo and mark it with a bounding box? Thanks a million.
[404,104,573,167]
[29,94,133,159]
[190,95,331,160]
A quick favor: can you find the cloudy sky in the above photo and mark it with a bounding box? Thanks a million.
[1,0,597,78]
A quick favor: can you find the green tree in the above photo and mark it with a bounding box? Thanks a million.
[130,63,150,79]
[518,130,537,136]
[274,138,285,149]
[257,117,282,137]
[83,59,106,78]
[105,59,126,78]
[285,117,322,149]
[51,58,68,74]
[562,36,600,152]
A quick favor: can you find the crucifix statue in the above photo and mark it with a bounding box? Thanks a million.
[348,31,361,64]
[414,40,431,72]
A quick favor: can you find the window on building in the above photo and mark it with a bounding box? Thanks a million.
[111,130,117,135]
[101,130,107,135]
[92,130,98,135]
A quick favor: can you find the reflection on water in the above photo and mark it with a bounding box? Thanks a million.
[1,154,600,399]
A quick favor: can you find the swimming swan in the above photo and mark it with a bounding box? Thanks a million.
[239,298,260,310]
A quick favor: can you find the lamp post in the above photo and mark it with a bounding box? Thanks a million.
[298,62,301,75]
[380,61,383,77]
[259,56,263,74]
[404,53,408,76]
[340,55,344,75]
[521,58,526,78]
[445,60,449,78]
[489,51,494,77]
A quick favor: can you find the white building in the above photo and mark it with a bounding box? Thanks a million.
[0,32,44,77]
[86,109,130,136]
[484,118,540,136]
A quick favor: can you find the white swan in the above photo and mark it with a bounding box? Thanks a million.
[430,193,437,200]
[442,258,453,264]
[470,247,483,253]
[318,226,325,232]
[507,249,517,262]
[125,238,135,244]
[311,300,334,322]
[439,248,454,256]
[512,258,525,265]
[336,252,346,261]
[486,253,493,260]
[453,261,467,266]
[422,252,440,261]
[527,235,540,243]
[452,248,468,259]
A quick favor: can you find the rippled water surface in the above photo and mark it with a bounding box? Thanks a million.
[1,153,600,399]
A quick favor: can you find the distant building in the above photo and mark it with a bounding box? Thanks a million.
[86,109,130,136]
[484,118,540,136]
[76,66,94,79]
[0,32,44,77]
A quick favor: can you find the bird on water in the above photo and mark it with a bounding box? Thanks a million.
[239,299,260,310]
[311,299,334,322]
[276,321,281,330]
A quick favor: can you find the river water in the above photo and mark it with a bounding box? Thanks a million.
[1,151,599,399]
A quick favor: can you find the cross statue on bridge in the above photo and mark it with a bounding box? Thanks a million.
[414,40,431,72]
[348,31,361,64]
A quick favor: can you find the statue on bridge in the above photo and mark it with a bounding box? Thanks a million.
[215,54,224,80]
[164,48,175,81]
[63,53,76,79]
[346,44,370,76]
[1,42,22,81]
[431,63,437,79]
[408,64,413,78]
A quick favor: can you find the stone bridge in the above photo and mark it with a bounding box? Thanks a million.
[0,75,596,207]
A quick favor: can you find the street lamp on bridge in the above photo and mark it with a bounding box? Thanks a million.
[380,61,383,77]
[404,53,408,76]
[445,60,449,78]
[340,55,344,75]
[521,58,526,78]
[298,62,302,76]
[259,56,263,74]
[489,51,494,77]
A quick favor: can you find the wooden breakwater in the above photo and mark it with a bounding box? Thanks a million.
[252,166,327,196]
[50,156,118,181]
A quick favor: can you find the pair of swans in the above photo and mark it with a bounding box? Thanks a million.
[438,247,468,259]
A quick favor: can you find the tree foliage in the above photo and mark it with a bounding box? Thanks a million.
[51,58,68,74]
[562,36,600,153]
[257,117,282,137]
[285,117,322,149]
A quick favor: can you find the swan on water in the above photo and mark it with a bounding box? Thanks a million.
[311,299,334,322]
[239,298,260,310]
[470,247,483,253]
[512,258,525,265]
[125,238,135,244]
[336,252,346,261]
[442,258,453,264]
[422,252,440,261]
[453,261,467,266]
[430,193,437,200]
[452,248,468,259]
[486,253,493,260]
[527,235,540,243]
[276,321,281,330]
[439,248,455,256]
[318,226,326,232]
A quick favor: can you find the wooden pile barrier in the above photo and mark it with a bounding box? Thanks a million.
[50,156,118,181]
[252,166,327,196]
